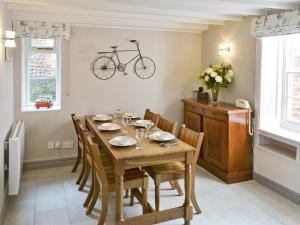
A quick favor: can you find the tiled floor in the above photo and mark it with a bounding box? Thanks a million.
[4,165,300,225]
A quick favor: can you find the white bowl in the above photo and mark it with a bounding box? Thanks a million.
[93,114,112,121]
[109,136,137,147]
[149,131,175,142]
[132,120,152,127]
[98,123,121,131]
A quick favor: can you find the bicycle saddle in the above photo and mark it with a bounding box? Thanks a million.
[129,40,137,43]
[111,46,118,48]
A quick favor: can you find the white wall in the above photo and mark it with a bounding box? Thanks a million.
[0,1,13,216]
[201,17,256,105]
[14,27,202,162]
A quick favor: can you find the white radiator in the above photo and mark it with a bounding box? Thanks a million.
[8,121,25,195]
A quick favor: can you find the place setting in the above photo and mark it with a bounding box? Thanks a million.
[149,131,177,147]
[92,114,113,122]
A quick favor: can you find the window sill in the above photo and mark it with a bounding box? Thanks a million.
[258,126,300,145]
[21,106,61,112]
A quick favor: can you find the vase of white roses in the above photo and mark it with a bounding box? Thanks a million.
[198,63,234,105]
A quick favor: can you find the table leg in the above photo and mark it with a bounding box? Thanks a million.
[115,174,124,223]
[184,162,192,225]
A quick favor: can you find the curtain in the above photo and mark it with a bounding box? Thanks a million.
[251,8,300,37]
[13,20,71,40]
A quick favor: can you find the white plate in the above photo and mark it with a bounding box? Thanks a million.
[98,123,121,131]
[149,131,176,142]
[123,113,140,119]
[132,120,152,127]
[93,114,112,121]
[109,136,137,147]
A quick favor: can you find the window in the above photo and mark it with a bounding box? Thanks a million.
[22,38,61,111]
[260,34,300,132]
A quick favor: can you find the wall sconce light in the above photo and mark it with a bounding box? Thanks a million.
[3,31,16,62]
[219,43,231,57]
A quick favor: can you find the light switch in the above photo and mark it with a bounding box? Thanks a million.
[62,141,74,149]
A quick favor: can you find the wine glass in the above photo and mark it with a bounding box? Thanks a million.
[136,128,145,150]
[117,108,122,118]
[145,121,154,138]
[121,116,129,134]
[112,112,118,122]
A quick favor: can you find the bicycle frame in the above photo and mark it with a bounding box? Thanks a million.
[98,41,143,67]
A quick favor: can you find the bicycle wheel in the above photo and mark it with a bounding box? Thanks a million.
[92,56,116,80]
[134,57,156,79]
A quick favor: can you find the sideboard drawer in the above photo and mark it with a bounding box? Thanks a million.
[204,109,228,121]
[185,104,204,115]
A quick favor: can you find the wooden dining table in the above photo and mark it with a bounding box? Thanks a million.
[86,115,195,225]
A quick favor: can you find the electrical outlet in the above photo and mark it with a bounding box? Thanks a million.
[54,141,61,149]
[48,141,55,149]
[62,141,74,149]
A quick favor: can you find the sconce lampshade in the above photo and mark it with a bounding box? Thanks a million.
[4,31,16,48]
[219,43,231,57]
[5,31,15,39]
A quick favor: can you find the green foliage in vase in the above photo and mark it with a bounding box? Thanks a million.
[198,63,234,91]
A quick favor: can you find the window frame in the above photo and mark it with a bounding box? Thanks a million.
[21,38,61,112]
[280,35,300,131]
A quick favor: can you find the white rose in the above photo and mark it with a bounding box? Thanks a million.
[205,68,213,74]
[204,75,209,82]
[228,70,234,77]
[215,76,222,83]
[210,72,217,77]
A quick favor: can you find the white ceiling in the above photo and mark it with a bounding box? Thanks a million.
[5,0,300,33]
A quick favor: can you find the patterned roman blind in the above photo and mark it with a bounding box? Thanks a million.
[251,9,300,37]
[13,20,71,40]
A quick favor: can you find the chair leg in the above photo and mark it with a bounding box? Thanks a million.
[155,184,160,211]
[98,186,109,225]
[174,180,184,196]
[86,179,100,215]
[169,180,176,190]
[191,177,201,214]
[130,189,134,206]
[71,144,82,172]
[76,156,86,185]
[79,162,90,191]
[125,189,129,198]
[84,168,95,207]
[142,185,148,214]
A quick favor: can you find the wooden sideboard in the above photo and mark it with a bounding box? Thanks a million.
[183,99,253,184]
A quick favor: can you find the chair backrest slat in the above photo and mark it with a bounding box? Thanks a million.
[71,113,80,137]
[177,125,204,166]
[157,117,177,134]
[144,109,160,126]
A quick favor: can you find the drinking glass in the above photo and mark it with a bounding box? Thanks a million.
[136,128,145,150]
[145,121,154,138]
[112,112,117,122]
[121,116,129,134]
[117,108,122,118]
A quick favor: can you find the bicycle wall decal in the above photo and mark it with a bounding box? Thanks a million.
[92,40,156,80]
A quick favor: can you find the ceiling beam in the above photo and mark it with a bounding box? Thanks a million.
[11,9,209,33]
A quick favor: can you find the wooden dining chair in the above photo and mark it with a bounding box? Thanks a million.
[84,131,149,224]
[157,117,177,134]
[156,117,180,194]
[77,123,111,214]
[144,109,160,126]
[144,125,204,214]
[71,113,83,173]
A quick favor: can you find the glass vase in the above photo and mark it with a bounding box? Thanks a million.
[211,88,219,105]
